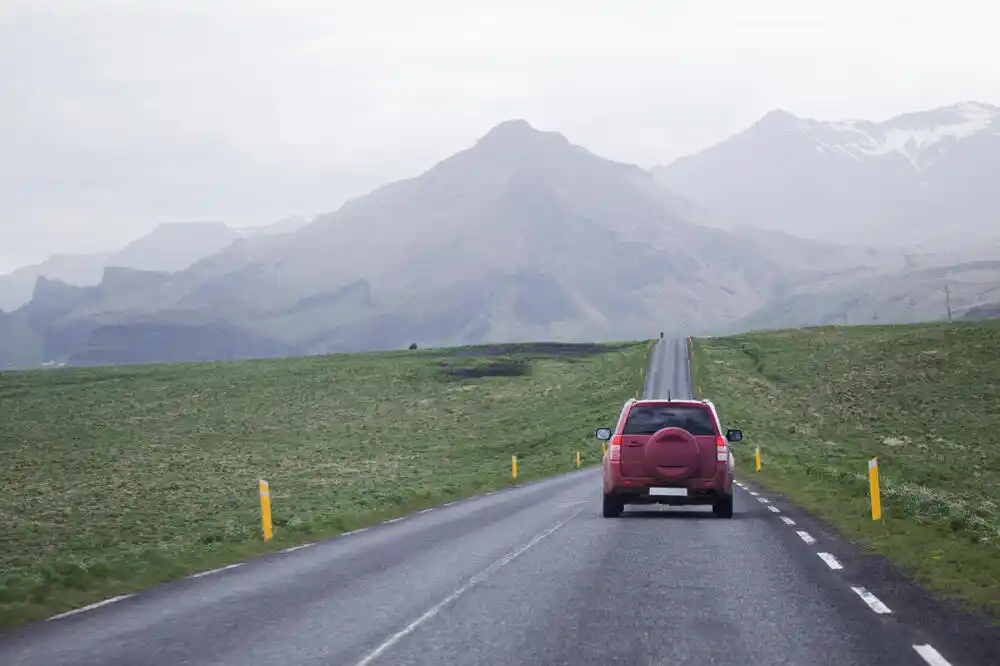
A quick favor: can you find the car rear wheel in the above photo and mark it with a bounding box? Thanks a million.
[602,495,624,518]
[713,494,734,518]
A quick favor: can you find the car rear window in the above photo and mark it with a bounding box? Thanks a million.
[622,404,717,436]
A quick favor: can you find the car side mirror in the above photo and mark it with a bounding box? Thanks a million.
[595,428,612,441]
[726,428,743,443]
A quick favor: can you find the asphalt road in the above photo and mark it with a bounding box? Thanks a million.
[1,339,989,665]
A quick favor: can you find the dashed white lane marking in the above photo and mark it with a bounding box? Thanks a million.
[796,530,817,545]
[443,501,457,507]
[767,505,781,513]
[913,644,952,666]
[188,563,243,579]
[817,552,843,570]
[342,527,370,536]
[780,516,796,525]
[851,586,892,614]
[352,508,583,666]
[281,543,316,553]
[484,491,496,496]
[556,500,588,508]
[418,508,435,514]
[758,497,771,504]
[385,517,406,524]
[749,491,759,497]
[48,594,134,621]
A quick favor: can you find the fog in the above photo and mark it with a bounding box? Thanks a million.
[3,0,1000,270]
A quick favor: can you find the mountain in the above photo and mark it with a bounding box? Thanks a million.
[0,222,240,312]
[652,102,1000,247]
[1,119,881,368]
[236,215,314,238]
[0,220,318,313]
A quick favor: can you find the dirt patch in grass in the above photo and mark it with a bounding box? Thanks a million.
[0,341,649,629]
[692,321,1000,617]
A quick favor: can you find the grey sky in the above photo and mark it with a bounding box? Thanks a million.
[2,0,999,273]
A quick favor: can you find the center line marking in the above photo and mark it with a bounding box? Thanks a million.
[749,491,759,496]
[352,508,583,666]
[851,586,892,614]
[796,530,816,545]
[758,497,770,504]
[817,552,843,570]
[780,516,796,525]
[913,644,952,666]
[556,500,587,508]
[767,505,780,513]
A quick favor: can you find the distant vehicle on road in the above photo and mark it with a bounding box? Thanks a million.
[595,398,743,518]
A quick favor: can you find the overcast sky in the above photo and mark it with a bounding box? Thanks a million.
[2,0,999,273]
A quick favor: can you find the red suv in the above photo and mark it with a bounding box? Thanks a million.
[596,398,743,518]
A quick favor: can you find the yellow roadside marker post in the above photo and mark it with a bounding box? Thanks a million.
[601,442,607,456]
[576,451,581,468]
[869,457,882,521]
[755,447,761,472]
[259,479,273,541]
[512,455,518,481]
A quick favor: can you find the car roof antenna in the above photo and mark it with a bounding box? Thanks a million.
[667,390,671,401]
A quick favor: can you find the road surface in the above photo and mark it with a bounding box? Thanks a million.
[1,339,989,665]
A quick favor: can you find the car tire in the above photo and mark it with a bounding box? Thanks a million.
[602,495,624,518]
[713,494,734,518]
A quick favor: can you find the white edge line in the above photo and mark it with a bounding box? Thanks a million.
[48,594,134,621]
[767,505,781,513]
[817,552,843,570]
[352,508,583,666]
[796,530,816,545]
[780,516,796,525]
[281,543,316,553]
[851,586,892,614]
[913,644,952,666]
[188,563,244,579]
[342,527,370,536]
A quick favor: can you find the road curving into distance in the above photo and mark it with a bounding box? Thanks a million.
[1,339,991,666]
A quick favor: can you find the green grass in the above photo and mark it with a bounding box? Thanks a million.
[0,341,649,629]
[692,322,1000,616]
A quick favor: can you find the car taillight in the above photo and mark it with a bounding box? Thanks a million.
[609,434,622,461]
[716,435,728,463]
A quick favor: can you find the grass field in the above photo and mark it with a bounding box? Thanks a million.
[0,341,649,629]
[691,322,1000,616]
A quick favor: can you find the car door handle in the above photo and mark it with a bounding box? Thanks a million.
[624,442,642,447]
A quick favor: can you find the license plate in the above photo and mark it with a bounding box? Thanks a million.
[649,487,687,497]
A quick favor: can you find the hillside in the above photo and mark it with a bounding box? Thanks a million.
[691,322,1000,614]
[0,340,648,627]
[653,102,1000,247]
[1,120,879,368]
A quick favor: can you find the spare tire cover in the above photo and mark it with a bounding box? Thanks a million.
[643,426,702,482]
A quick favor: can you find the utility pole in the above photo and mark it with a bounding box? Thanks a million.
[944,284,952,322]
[908,295,917,323]
[843,313,848,326]
[873,311,879,322]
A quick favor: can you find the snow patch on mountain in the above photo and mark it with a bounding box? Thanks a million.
[797,102,1000,171]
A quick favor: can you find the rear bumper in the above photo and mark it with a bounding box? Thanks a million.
[603,461,732,503]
